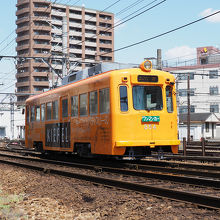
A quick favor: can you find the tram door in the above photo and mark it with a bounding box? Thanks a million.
[151,85,177,142]
[60,96,70,148]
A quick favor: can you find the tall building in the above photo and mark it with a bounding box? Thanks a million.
[16,0,114,105]
[164,46,220,118]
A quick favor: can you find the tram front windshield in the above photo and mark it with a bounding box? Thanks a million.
[133,86,163,111]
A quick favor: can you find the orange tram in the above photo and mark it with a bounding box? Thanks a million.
[25,60,180,159]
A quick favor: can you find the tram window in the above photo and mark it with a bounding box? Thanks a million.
[71,95,78,117]
[46,102,52,120]
[41,104,45,121]
[26,106,30,123]
[36,106,40,121]
[166,86,173,113]
[89,91,98,115]
[120,86,128,112]
[62,99,68,118]
[99,88,110,114]
[52,100,58,119]
[133,86,163,110]
[30,106,35,122]
[80,93,88,116]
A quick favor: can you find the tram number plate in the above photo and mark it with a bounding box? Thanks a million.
[142,116,160,122]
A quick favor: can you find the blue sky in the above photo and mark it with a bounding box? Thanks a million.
[0,0,219,92]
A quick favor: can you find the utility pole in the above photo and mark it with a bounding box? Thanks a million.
[187,73,191,143]
[62,16,68,78]
[157,49,162,70]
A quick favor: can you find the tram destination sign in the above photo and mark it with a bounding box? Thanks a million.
[142,116,160,122]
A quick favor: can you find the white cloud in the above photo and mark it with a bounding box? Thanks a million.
[200,8,220,23]
[164,46,196,62]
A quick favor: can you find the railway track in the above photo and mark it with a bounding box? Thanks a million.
[0,152,220,209]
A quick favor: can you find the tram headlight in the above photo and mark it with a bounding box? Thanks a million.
[140,60,152,72]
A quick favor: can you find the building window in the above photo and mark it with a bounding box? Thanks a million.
[62,99,68,118]
[210,86,218,95]
[120,86,128,112]
[99,88,110,114]
[178,72,194,80]
[209,70,218,79]
[179,105,195,114]
[210,104,219,113]
[178,89,195,96]
[80,93,88,116]
[205,122,209,132]
[71,95,78,117]
[89,91,98,115]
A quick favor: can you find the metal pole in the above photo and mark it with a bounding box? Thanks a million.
[187,73,191,143]
[201,137,205,156]
[183,137,186,156]
[157,49,162,70]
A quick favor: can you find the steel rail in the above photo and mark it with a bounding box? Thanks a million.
[0,158,220,209]
[0,153,220,188]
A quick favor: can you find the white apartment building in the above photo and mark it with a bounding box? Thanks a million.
[164,46,220,140]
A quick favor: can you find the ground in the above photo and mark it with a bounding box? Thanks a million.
[0,163,219,220]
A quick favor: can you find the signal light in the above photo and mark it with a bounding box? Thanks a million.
[140,60,152,72]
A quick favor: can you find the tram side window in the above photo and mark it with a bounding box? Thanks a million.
[46,102,52,120]
[41,104,45,121]
[31,106,35,122]
[62,99,68,118]
[52,100,58,119]
[90,91,98,115]
[71,95,78,117]
[100,88,110,114]
[80,93,88,116]
[166,86,173,113]
[120,86,128,112]
[26,106,30,123]
[36,106,40,121]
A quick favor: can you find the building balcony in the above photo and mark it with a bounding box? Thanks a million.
[33,35,51,41]
[16,25,29,34]
[51,10,66,17]
[32,72,48,77]
[33,44,51,50]
[69,22,82,28]
[85,24,96,30]
[69,39,82,45]
[69,13,82,20]
[33,25,51,32]
[16,17,29,25]
[69,48,83,54]
[51,28,62,35]
[69,31,82,37]
[16,44,30,51]
[16,35,30,43]
[33,7,51,14]
[16,7,29,16]
[84,41,97,47]
[16,81,29,87]
[85,15,96,22]
[32,62,48,68]
[85,50,96,55]
[32,81,49,87]
[16,72,30,78]
[16,0,29,7]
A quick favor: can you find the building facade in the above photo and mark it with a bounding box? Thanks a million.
[164,46,220,118]
[16,0,114,104]
[0,109,25,140]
